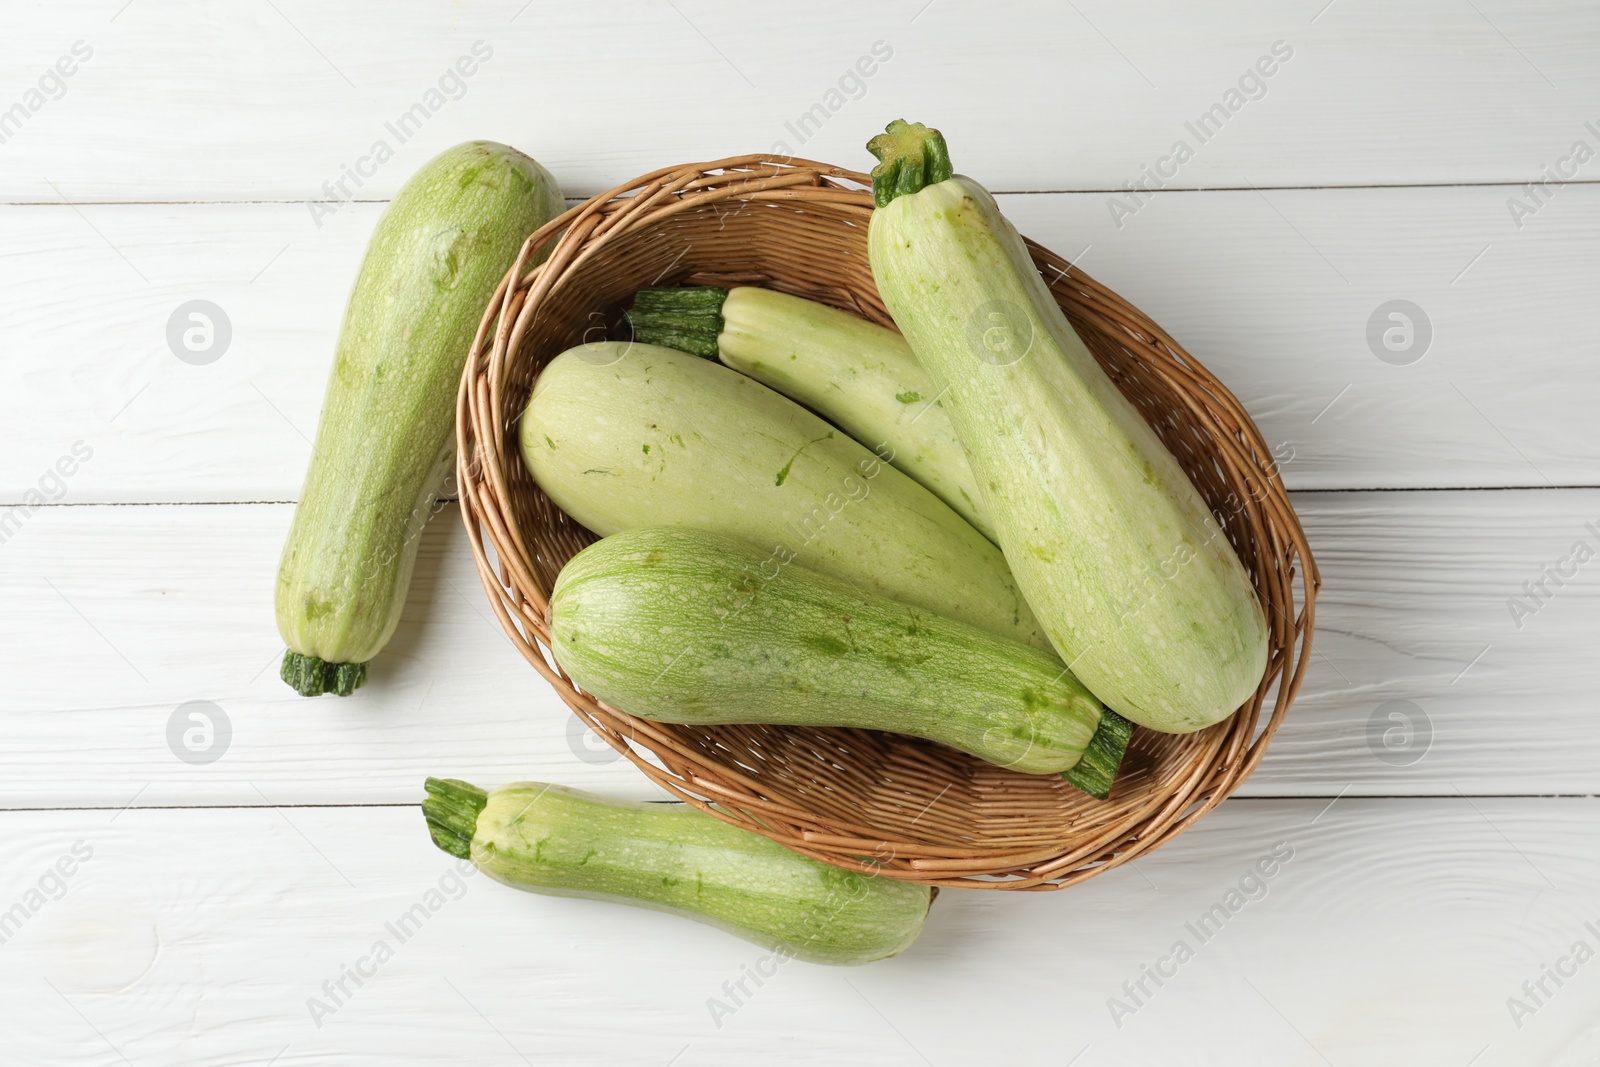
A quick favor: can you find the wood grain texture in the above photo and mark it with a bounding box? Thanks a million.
[4,0,1598,201]
[0,501,654,809]
[2,798,1597,1066]
[2,491,1594,808]
[1250,489,1600,794]
[4,186,1597,504]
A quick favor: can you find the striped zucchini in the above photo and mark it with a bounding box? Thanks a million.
[627,286,994,539]
[550,526,1130,794]
[520,340,1046,649]
[865,120,1268,733]
[423,777,932,965]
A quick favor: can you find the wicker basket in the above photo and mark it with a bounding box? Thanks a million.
[456,155,1318,890]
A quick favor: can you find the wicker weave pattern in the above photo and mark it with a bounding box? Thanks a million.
[456,155,1318,890]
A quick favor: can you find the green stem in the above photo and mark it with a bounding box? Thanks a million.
[280,650,368,697]
[422,777,489,860]
[865,119,953,208]
[1061,708,1134,801]
[626,286,729,359]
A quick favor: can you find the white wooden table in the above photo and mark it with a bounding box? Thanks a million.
[4,2,1597,1063]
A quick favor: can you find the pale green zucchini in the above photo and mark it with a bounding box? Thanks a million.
[626,286,995,539]
[275,141,563,696]
[519,340,1046,649]
[865,120,1269,734]
[550,526,1129,791]
[423,777,932,965]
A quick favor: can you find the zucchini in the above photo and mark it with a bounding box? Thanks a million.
[520,340,1046,649]
[275,141,563,696]
[865,120,1268,734]
[422,777,932,965]
[627,286,994,539]
[550,526,1130,793]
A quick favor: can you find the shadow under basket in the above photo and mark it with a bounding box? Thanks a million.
[456,155,1319,890]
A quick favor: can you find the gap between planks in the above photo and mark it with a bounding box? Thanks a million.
[7,486,1600,509]
[4,177,1600,207]
[4,795,1598,816]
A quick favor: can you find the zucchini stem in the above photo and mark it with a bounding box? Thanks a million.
[280,650,368,697]
[1061,709,1134,800]
[422,777,489,859]
[866,120,953,208]
[627,286,729,359]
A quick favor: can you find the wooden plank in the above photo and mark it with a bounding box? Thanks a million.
[4,185,1598,504]
[1,491,1594,808]
[0,797,1595,1065]
[4,1,1598,201]
[0,500,650,809]
[1247,489,1600,794]
[0,201,370,504]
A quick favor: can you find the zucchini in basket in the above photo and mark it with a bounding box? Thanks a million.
[519,339,1046,649]
[549,526,1130,794]
[627,285,994,540]
[865,120,1268,734]
[275,141,564,696]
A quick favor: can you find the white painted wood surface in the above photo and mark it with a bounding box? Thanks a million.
[7,186,1599,501]
[1,492,1597,807]
[4,800,1600,1066]
[4,0,1599,199]
[5,1,1598,1063]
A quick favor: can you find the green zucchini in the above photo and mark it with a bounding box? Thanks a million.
[551,526,1129,793]
[275,141,563,696]
[520,340,1046,649]
[865,120,1268,734]
[422,777,932,965]
[627,286,995,539]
